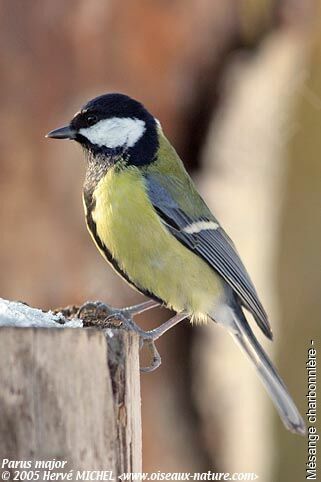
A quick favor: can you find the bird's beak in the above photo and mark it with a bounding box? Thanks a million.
[46,125,76,140]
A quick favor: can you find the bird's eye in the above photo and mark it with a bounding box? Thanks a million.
[86,114,98,126]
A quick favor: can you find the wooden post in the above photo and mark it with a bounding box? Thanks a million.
[0,300,141,479]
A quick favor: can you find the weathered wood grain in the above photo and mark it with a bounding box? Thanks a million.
[0,326,141,477]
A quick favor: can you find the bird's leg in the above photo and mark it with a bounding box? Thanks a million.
[121,299,160,316]
[77,300,187,372]
[109,310,188,342]
[104,310,188,372]
[141,312,188,341]
[127,312,188,373]
[77,299,160,321]
[77,299,186,340]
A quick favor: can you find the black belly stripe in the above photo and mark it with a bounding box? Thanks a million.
[85,208,163,305]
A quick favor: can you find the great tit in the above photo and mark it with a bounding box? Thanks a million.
[47,93,305,435]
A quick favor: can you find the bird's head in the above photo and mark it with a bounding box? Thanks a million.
[47,93,159,166]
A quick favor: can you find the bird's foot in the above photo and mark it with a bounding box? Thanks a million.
[77,301,187,373]
[115,312,188,372]
[102,309,162,372]
[140,340,162,372]
[77,300,115,320]
[77,299,159,326]
[77,300,162,371]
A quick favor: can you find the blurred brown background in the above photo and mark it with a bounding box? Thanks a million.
[0,1,320,481]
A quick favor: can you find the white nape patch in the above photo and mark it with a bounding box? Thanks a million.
[183,220,219,234]
[79,117,146,148]
[155,118,162,129]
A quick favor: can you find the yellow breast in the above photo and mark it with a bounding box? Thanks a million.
[86,166,223,321]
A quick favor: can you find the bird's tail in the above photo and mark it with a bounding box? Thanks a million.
[212,304,306,435]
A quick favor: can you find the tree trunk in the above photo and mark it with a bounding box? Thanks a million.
[0,314,141,479]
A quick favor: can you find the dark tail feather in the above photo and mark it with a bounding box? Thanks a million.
[222,306,306,435]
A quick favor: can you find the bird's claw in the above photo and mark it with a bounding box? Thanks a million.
[105,311,130,325]
[105,312,162,372]
[76,300,162,372]
[77,301,114,319]
[139,339,162,372]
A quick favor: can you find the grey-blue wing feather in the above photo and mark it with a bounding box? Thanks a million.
[145,174,272,339]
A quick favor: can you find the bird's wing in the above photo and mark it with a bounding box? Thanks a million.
[145,173,272,339]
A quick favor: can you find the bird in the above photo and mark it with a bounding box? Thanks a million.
[47,92,306,435]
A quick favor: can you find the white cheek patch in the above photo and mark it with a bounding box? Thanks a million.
[79,117,146,149]
[183,220,219,234]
